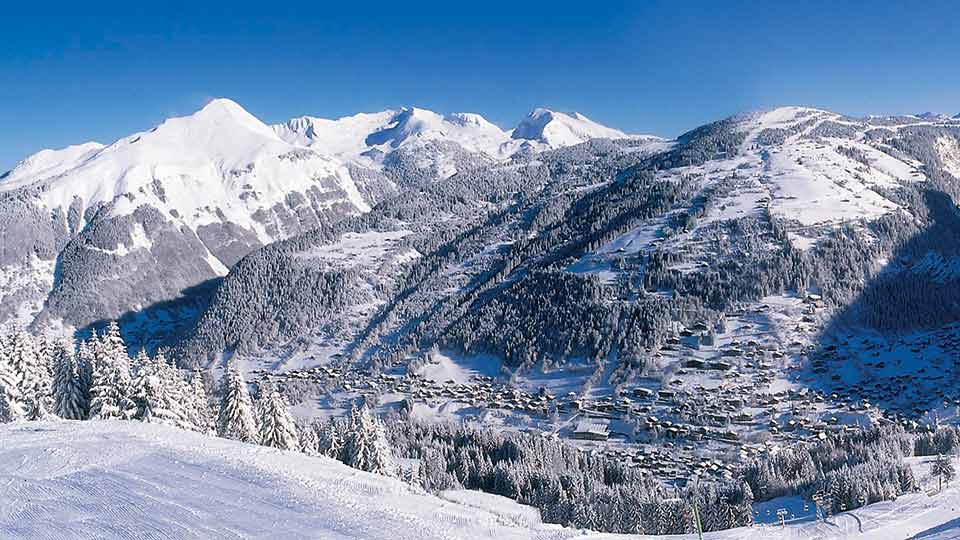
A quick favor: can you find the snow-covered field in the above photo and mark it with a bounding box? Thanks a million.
[4,421,960,540]
[0,421,566,540]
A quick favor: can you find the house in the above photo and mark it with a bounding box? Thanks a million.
[684,358,707,369]
[633,387,655,399]
[572,420,610,441]
[708,361,733,371]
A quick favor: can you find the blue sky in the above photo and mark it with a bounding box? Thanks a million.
[2,1,958,171]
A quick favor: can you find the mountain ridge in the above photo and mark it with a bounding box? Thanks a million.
[0,97,658,340]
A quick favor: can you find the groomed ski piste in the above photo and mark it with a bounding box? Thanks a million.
[2,421,959,540]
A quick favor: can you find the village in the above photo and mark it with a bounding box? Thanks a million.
[250,290,960,485]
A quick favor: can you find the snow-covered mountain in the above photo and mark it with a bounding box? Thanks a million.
[2,98,374,238]
[0,98,395,335]
[511,108,630,148]
[274,107,509,161]
[178,104,960,376]
[8,103,960,540]
[273,105,663,179]
[0,98,648,337]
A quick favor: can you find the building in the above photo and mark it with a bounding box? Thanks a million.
[571,420,610,441]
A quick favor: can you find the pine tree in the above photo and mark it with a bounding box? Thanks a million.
[344,404,395,476]
[131,349,175,425]
[257,388,299,451]
[156,351,192,428]
[185,369,214,434]
[298,421,321,456]
[931,453,956,492]
[7,329,51,420]
[75,339,94,418]
[216,368,258,443]
[88,326,135,420]
[31,333,54,418]
[51,340,86,420]
[318,418,345,460]
[0,334,23,422]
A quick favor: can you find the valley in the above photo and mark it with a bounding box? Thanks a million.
[4,99,960,536]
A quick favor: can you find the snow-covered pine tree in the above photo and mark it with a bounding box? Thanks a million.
[344,404,395,476]
[931,453,956,491]
[0,334,23,422]
[216,368,258,443]
[131,349,169,424]
[7,329,50,420]
[186,369,214,434]
[51,339,86,420]
[99,323,133,408]
[75,338,94,418]
[88,325,136,420]
[155,351,189,426]
[33,334,55,417]
[0,383,21,423]
[257,388,300,451]
[317,418,345,460]
[297,420,321,456]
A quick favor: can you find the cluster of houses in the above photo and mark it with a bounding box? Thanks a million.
[803,327,960,428]
[253,365,559,415]
[249,307,960,483]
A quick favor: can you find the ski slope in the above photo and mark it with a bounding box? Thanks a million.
[3,421,960,539]
[0,421,568,540]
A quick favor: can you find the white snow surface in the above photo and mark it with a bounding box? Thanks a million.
[0,420,576,540]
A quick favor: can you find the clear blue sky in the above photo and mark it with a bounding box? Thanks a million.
[2,1,958,171]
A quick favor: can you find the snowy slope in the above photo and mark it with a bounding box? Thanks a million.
[3,421,960,540]
[569,106,939,282]
[0,141,105,185]
[0,420,629,540]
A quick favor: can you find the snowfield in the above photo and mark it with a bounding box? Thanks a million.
[4,421,960,540]
[0,421,565,540]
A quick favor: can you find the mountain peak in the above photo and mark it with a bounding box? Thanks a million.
[173,98,273,136]
[200,97,246,113]
[512,108,626,147]
[916,111,949,121]
[275,107,509,163]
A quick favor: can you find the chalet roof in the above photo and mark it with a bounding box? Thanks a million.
[573,420,610,436]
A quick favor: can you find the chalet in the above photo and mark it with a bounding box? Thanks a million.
[681,335,702,349]
[657,390,677,401]
[571,420,610,441]
[684,358,707,369]
[632,387,655,399]
[708,361,733,371]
